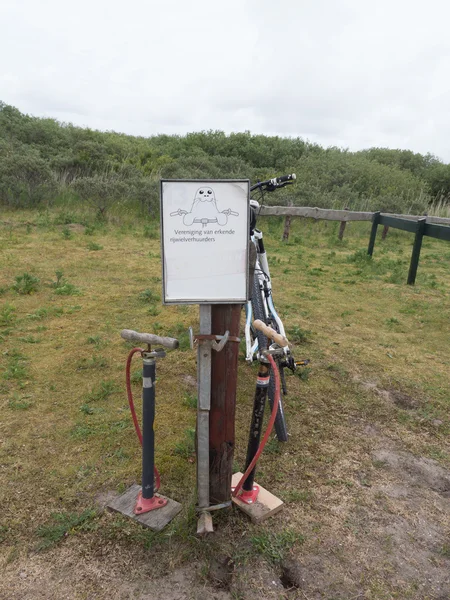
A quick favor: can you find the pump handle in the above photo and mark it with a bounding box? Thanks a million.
[253,320,288,348]
[121,329,179,350]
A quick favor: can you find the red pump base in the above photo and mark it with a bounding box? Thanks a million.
[231,484,260,505]
[134,491,168,515]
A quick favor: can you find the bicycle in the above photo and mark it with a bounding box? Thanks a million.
[245,173,308,441]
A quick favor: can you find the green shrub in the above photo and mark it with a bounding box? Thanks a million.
[54,283,80,296]
[138,289,160,303]
[0,136,57,208]
[51,270,64,289]
[0,304,16,327]
[251,529,305,563]
[71,174,127,218]
[87,335,106,347]
[174,428,196,458]
[87,241,103,251]
[8,393,32,410]
[12,273,40,295]
[87,380,118,402]
[289,325,311,344]
[143,223,159,239]
[50,270,80,296]
[347,249,372,266]
[1,101,447,217]
[3,350,28,380]
[35,510,97,550]
[27,306,64,320]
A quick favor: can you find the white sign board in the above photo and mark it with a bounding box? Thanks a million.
[160,179,249,304]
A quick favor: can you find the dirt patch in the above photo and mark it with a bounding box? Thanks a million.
[230,557,286,600]
[181,374,197,389]
[208,555,234,589]
[353,376,421,409]
[95,490,119,509]
[1,548,294,600]
[280,558,303,590]
[4,432,450,600]
[267,425,450,600]
[1,554,233,600]
[373,449,450,495]
[388,389,419,409]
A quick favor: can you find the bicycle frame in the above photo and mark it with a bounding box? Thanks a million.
[243,173,297,442]
[245,173,296,364]
[245,229,288,363]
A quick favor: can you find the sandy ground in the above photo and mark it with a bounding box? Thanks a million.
[2,417,449,600]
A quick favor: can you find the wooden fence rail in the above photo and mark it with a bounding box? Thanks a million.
[259,204,450,286]
[259,205,450,226]
[367,212,450,285]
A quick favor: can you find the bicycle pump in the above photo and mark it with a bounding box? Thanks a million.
[107,329,182,530]
[231,320,286,520]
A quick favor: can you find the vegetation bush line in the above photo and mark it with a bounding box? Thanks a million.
[1,101,449,216]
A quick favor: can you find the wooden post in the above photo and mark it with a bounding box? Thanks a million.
[282,200,293,242]
[209,304,241,504]
[381,225,389,240]
[368,211,381,256]
[407,218,426,285]
[338,207,349,240]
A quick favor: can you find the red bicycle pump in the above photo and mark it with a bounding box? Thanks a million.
[107,329,182,530]
[230,320,286,519]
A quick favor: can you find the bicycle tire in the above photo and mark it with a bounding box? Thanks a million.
[251,275,288,442]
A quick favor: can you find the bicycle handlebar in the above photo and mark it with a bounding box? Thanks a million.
[253,320,288,348]
[121,329,179,350]
[250,173,296,193]
[275,173,296,184]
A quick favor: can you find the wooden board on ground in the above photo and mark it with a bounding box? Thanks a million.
[231,472,283,523]
[107,484,182,532]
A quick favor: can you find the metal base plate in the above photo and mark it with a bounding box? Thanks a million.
[231,473,283,523]
[231,484,259,504]
[134,490,168,514]
[107,484,182,531]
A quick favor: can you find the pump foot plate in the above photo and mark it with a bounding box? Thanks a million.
[231,473,283,523]
[134,490,168,514]
[107,484,182,531]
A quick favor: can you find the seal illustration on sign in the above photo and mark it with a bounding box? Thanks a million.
[170,187,239,227]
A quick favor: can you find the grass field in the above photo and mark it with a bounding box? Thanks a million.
[1,207,449,600]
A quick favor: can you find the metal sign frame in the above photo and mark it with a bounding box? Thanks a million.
[160,179,250,305]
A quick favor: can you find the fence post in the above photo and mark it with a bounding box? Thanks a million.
[282,200,293,242]
[338,207,349,240]
[209,304,241,504]
[407,218,426,285]
[368,211,381,256]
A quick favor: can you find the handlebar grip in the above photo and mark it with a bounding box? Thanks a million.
[277,173,296,184]
[253,320,289,348]
[121,329,179,350]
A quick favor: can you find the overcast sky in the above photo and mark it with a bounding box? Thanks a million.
[1,0,450,162]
